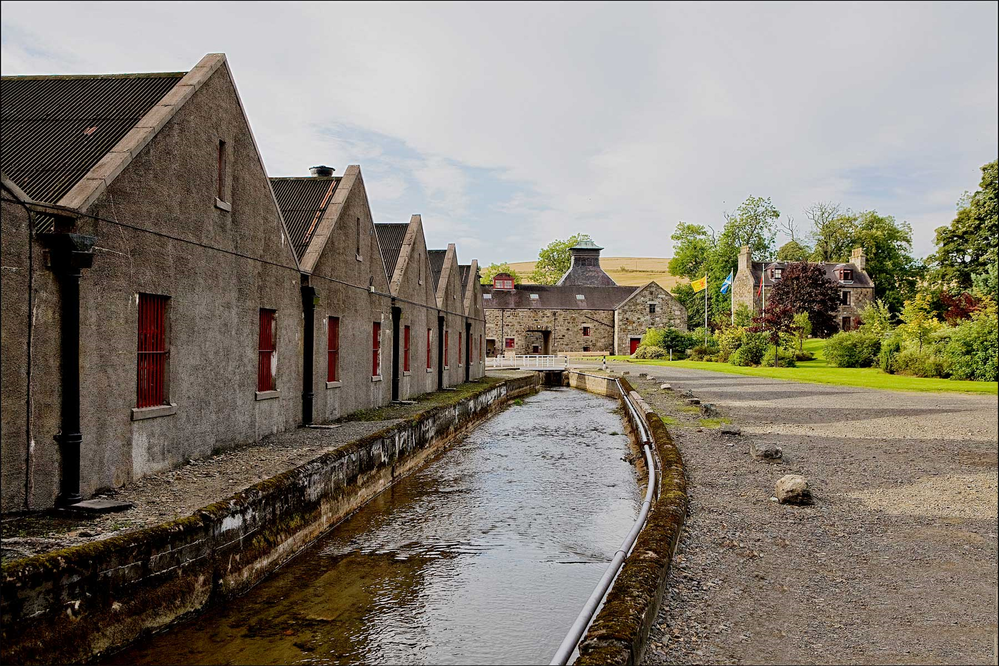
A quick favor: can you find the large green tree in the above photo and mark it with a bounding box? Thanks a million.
[530,233,592,284]
[929,159,998,290]
[719,196,781,262]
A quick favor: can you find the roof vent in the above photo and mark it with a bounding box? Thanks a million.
[310,165,335,177]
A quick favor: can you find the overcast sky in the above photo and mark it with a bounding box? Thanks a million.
[2,1,996,264]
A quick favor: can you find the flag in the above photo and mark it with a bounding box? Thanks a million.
[757,275,764,297]
[720,271,733,295]
[691,275,707,292]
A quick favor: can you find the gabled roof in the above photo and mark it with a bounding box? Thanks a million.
[751,261,874,289]
[271,177,341,259]
[428,249,447,290]
[374,222,409,279]
[482,284,639,310]
[458,264,471,290]
[1,72,184,228]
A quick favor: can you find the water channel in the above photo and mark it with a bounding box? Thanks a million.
[104,388,641,665]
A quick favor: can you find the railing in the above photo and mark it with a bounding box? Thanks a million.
[487,354,569,369]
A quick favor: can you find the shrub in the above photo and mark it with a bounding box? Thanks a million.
[824,332,882,368]
[879,338,901,373]
[762,346,797,368]
[716,326,745,359]
[944,303,998,381]
[794,350,815,362]
[893,347,949,378]
[633,345,668,360]
[728,331,769,366]
[643,327,697,353]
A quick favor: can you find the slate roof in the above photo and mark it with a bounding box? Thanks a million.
[751,261,874,290]
[1,73,183,228]
[482,284,639,310]
[270,177,341,259]
[374,223,409,279]
[428,250,447,290]
[458,264,471,290]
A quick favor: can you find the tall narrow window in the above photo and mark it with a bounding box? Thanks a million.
[479,334,483,362]
[648,303,657,314]
[356,218,362,258]
[137,294,169,408]
[459,332,463,366]
[327,316,340,382]
[258,309,277,392]
[404,325,411,372]
[372,321,381,377]
[217,140,227,201]
[841,290,851,305]
[427,328,433,370]
[582,326,591,337]
[444,330,450,368]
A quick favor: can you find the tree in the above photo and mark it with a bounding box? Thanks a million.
[777,240,811,262]
[480,262,519,285]
[667,222,713,280]
[750,303,796,368]
[530,233,591,285]
[792,312,812,351]
[720,196,781,262]
[858,300,893,338]
[939,291,980,325]
[763,262,841,337]
[929,159,998,290]
[899,293,938,353]
[806,202,848,262]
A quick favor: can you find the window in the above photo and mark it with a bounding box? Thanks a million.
[258,309,277,392]
[576,294,585,300]
[505,337,515,349]
[773,268,782,280]
[841,290,851,306]
[444,330,450,367]
[648,303,657,314]
[137,294,169,408]
[459,332,463,365]
[582,326,591,337]
[837,268,854,282]
[327,316,340,382]
[419,257,423,285]
[483,293,492,300]
[372,322,381,377]
[427,328,433,370]
[356,218,362,259]
[404,325,411,372]
[479,334,483,361]
[217,140,227,201]
[583,346,591,352]
[842,316,852,331]
[530,293,539,300]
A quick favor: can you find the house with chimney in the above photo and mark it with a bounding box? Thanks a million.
[483,240,687,356]
[731,245,875,331]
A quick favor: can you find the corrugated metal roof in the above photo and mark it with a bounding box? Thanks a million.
[458,264,471,290]
[1,73,184,229]
[270,177,341,259]
[428,249,447,290]
[751,261,874,289]
[374,223,409,279]
[482,284,639,310]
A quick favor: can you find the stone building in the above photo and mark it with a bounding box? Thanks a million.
[0,54,485,511]
[483,241,687,356]
[732,245,875,331]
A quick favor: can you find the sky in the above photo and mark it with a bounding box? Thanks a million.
[2,1,996,264]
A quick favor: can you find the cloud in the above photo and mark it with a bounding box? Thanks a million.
[2,1,995,262]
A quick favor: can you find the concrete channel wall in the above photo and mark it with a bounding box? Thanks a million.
[0,374,540,665]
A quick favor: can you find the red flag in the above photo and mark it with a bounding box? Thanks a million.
[757,276,763,297]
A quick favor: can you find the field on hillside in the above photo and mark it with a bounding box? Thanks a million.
[506,257,683,290]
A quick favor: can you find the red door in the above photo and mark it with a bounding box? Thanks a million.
[630,338,641,355]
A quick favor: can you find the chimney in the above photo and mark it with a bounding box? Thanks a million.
[850,247,866,271]
[309,165,335,177]
[556,239,616,286]
[738,245,752,272]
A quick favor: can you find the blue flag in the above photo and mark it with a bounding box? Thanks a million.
[720,270,733,295]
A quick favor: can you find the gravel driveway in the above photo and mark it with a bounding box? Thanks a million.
[601,363,998,665]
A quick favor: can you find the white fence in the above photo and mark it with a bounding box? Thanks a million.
[487,354,569,369]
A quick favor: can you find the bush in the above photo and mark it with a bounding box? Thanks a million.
[643,327,698,353]
[944,303,998,381]
[762,346,797,367]
[879,338,901,373]
[633,345,668,360]
[824,332,882,368]
[893,347,949,378]
[729,331,768,366]
[794,350,815,362]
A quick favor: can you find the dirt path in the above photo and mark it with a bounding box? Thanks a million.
[615,365,997,665]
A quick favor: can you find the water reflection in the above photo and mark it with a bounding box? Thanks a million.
[104,389,639,665]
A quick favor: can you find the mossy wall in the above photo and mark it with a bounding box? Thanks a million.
[0,373,540,665]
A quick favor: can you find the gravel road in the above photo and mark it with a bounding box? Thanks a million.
[605,364,998,665]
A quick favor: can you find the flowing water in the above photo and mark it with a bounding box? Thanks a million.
[104,388,640,665]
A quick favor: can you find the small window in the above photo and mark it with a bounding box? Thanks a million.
[576,294,585,300]
[327,316,340,382]
[356,218,362,259]
[842,316,852,331]
[404,325,411,372]
[773,268,782,280]
[419,257,423,284]
[137,294,169,408]
[648,303,657,314]
[427,328,433,370]
[532,345,541,354]
[372,321,381,377]
[841,290,851,306]
[530,293,539,300]
[258,309,277,392]
[582,326,591,337]
[583,346,591,352]
[459,332,463,365]
[479,334,483,362]
[445,330,450,368]
[483,293,492,300]
[505,337,515,349]
[217,140,227,202]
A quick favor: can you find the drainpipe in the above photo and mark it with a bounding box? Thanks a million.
[301,284,317,425]
[40,229,96,507]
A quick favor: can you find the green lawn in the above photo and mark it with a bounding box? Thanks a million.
[609,339,998,395]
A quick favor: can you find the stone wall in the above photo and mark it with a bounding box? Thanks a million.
[485,308,616,355]
[613,283,688,355]
[836,287,874,330]
[0,374,540,665]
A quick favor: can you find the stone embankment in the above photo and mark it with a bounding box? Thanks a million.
[1,373,540,665]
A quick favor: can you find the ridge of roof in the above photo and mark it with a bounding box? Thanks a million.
[2,72,186,81]
[435,244,458,310]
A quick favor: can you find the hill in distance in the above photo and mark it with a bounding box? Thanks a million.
[505,257,684,291]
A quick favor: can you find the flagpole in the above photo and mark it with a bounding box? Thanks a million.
[704,275,708,347]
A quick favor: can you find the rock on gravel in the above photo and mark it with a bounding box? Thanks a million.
[775,474,812,504]
[701,403,719,417]
[750,441,783,463]
[660,384,672,391]
[719,425,741,436]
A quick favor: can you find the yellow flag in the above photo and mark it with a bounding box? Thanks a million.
[691,275,707,292]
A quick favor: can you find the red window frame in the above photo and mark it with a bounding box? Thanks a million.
[444,330,450,367]
[258,309,277,392]
[427,328,433,370]
[327,316,340,382]
[582,326,591,337]
[404,325,411,372]
[372,322,382,377]
[137,294,169,408]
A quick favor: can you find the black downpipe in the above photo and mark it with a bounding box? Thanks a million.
[42,231,95,507]
[301,285,317,425]
[437,316,445,390]
[465,321,472,383]
[391,306,401,401]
